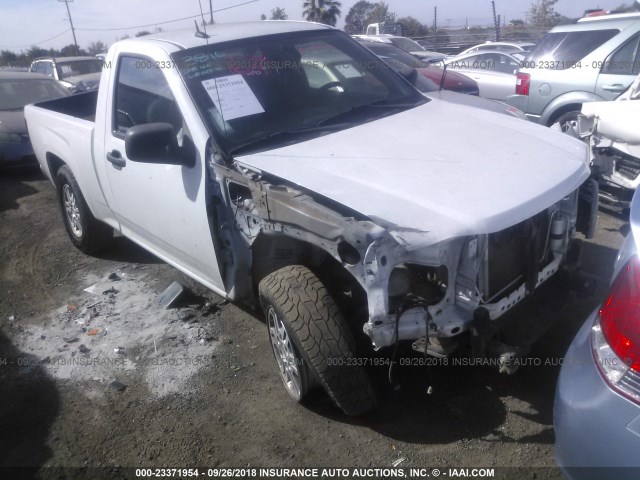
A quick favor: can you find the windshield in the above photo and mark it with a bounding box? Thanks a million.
[56,59,103,79]
[172,30,425,155]
[0,78,69,110]
[389,37,425,52]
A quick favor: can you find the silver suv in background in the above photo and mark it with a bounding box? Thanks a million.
[507,13,640,128]
[29,56,103,93]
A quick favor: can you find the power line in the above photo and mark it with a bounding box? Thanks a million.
[0,29,71,49]
[76,0,259,32]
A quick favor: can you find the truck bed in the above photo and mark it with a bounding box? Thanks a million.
[24,89,109,220]
[33,90,98,122]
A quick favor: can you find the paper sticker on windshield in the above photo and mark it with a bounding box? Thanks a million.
[201,75,264,121]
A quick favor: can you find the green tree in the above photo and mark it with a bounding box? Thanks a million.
[0,50,18,66]
[27,46,49,60]
[614,2,640,12]
[366,1,395,24]
[303,0,342,27]
[60,44,83,56]
[135,31,152,37]
[87,41,106,55]
[260,13,267,20]
[397,16,428,38]
[270,7,288,20]
[344,1,375,34]
[529,0,570,29]
[502,20,534,41]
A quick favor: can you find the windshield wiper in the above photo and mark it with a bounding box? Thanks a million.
[315,100,419,127]
[230,123,352,156]
[229,100,420,156]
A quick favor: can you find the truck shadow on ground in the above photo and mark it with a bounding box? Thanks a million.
[305,241,620,446]
[0,327,59,476]
[0,170,42,213]
[93,235,164,265]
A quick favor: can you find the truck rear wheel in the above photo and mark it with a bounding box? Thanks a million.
[56,165,112,254]
[259,265,377,416]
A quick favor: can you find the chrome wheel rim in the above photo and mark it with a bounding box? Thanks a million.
[62,184,82,237]
[267,306,302,400]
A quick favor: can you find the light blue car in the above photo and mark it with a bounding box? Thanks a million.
[554,189,640,479]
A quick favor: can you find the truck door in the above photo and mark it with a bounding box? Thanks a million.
[103,54,225,292]
[595,33,640,100]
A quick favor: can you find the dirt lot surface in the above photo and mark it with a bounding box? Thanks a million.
[0,170,628,479]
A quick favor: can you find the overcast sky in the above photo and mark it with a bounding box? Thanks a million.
[0,0,633,52]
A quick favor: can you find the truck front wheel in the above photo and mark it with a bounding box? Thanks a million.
[259,265,377,416]
[56,165,112,254]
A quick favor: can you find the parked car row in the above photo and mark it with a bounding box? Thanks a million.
[1,54,106,170]
[361,12,640,134]
[0,71,70,170]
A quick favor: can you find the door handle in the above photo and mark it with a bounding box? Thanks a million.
[106,150,126,168]
[602,84,626,92]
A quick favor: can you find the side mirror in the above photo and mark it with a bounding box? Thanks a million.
[125,123,195,167]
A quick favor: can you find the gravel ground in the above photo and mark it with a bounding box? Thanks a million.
[0,170,628,479]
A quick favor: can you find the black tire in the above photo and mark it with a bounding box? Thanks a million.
[56,165,112,254]
[553,110,580,132]
[259,265,377,416]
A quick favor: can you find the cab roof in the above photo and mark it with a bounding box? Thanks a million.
[136,21,332,51]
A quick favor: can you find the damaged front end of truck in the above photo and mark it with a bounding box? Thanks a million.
[206,152,592,373]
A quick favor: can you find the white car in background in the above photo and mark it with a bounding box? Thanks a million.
[458,41,536,56]
[442,51,520,101]
[353,34,447,63]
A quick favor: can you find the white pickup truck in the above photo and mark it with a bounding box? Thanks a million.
[26,21,594,416]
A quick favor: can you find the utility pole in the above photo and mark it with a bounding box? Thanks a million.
[491,1,500,41]
[209,0,214,24]
[59,0,79,55]
[433,6,438,51]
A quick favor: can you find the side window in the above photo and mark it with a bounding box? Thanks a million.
[113,56,182,136]
[475,53,500,70]
[495,54,520,74]
[31,62,41,73]
[603,34,640,75]
[453,55,479,69]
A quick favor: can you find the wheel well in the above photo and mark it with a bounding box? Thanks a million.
[251,234,369,330]
[46,153,66,181]
[546,103,582,126]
